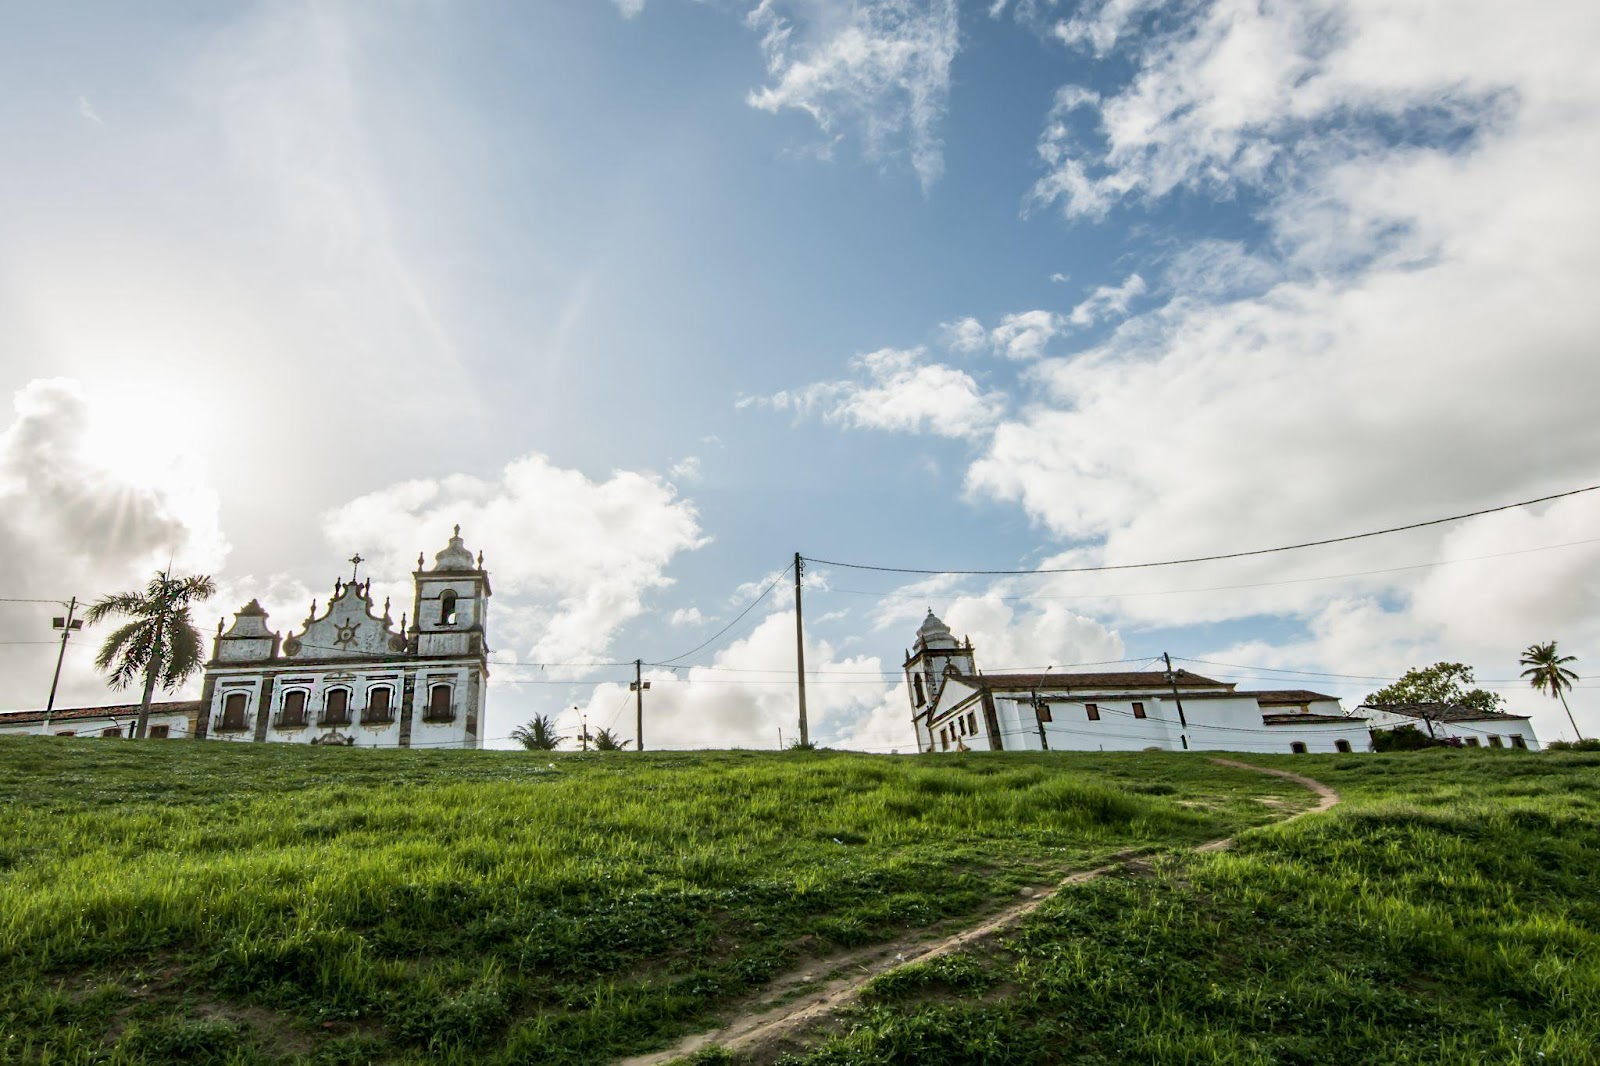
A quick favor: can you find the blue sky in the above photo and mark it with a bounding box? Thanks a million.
[3,0,1598,749]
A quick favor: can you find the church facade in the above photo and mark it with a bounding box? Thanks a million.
[198,528,490,749]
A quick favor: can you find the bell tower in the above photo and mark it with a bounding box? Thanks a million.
[412,525,492,659]
[903,609,975,713]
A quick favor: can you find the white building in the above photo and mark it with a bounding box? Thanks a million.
[198,527,491,749]
[1360,702,1538,750]
[905,611,1369,755]
[0,701,200,739]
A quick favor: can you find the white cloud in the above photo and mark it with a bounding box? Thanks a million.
[77,95,103,126]
[323,453,708,664]
[988,309,1061,360]
[938,315,988,354]
[668,456,703,482]
[574,608,894,749]
[614,0,648,18]
[742,346,1006,439]
[669,606,707,626]
[1067,272,1145,326]
[745,0,961,190]
[0,379,229,710]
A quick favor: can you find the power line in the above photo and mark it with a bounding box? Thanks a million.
[814,537,1600,603]
[650,561,793,667]
[803,482,1600,576]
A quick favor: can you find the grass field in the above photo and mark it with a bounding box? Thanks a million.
[0,738,1303,1065]
[769,750,1600,1065]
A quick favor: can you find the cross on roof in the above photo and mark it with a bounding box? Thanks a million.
[349,553,364,582]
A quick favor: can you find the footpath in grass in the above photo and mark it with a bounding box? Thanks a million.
[0,739,1300,1064]
[765,750,1600,1066]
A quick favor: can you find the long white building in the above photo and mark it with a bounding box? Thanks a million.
[905,611,1369,755]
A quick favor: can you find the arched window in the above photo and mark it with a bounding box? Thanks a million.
[220,692,249,731]
[280,690,308,728]
[912,674,925,706]
[439,590,458,627]
[1290,741,1308,754]
[1335,739,1352,753]
[323,688,351,725]
[427,684,453,721]
[364,686,392,723]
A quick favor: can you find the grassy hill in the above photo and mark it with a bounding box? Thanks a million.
[0,740,1594,1064]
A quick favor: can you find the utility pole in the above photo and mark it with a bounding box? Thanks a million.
[1162,652,1190,751]
[630,659,650,751]
[576,705,589,752]
[1032,689,1049,750]
[45,597,83,732]
[793,552,809,747]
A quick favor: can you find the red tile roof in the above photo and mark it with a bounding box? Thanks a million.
[977,670,1230,692]
[0,701,202,727]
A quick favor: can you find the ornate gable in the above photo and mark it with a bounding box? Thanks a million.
[282,580,407,660]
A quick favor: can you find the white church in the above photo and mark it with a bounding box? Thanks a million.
[905,611,1372,755]
[198,527,491,749]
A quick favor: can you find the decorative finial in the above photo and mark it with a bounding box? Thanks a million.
[310,598,318,616]
[384,596,391,615]
[217,618,224,636]
[335,577,342,594]
[418,551,425,570]
[477,550,484,568]
[453,523,461,537]
[349,552,364,583]
[400,612,408,632]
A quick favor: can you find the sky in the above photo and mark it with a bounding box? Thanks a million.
[2,0,1598,751]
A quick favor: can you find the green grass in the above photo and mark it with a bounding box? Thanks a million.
[780,749,1600,1065]
[0,739,1300,1064]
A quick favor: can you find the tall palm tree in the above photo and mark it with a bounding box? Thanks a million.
[511,713,565,751]
[1520,641,1582,741]
[86,571,217,739]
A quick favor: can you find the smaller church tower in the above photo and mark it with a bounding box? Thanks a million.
[412,525,492,659]
[903,610,976,715]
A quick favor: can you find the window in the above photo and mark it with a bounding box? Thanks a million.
[102,726,123,738]
[1036,702,1053,723]
[1464,737,1481,748]
[365,686,392,723]
[323,688,351,726]
[1335,739,1352,753]
[1510,734,1527,750]
[220,692,249,731]
[912,674,925,706]
[1488,735,1503,749]
[1085,703,1100,721]
[1132,701,1146,719]
[940,728,949,751]
[1290,741,1308,754]
[279,690,308,727]
[967,710,978,735]
[427,684,453,721]
[55,730,75,736]
[148,725,169,739]
[439,590,458,627]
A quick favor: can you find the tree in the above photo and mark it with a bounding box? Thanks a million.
[1364,662,1503,737]
[86,570,217,739]
[591,727,630,751]
[511,714,565,751]
[1521,641,1582,741]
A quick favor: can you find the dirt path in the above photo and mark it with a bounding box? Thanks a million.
[618,758,1340,1066]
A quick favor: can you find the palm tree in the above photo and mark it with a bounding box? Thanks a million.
[1521,641,1582,741]
[592,727,630,751]
[86,570,217,739]
[511,713,565,751]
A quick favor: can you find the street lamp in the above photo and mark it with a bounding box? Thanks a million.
[45,597,84,731]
